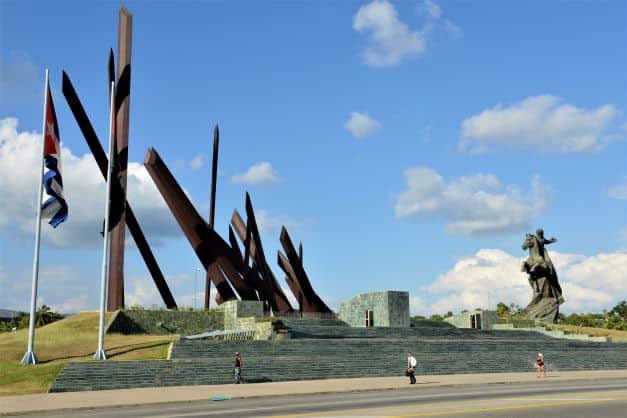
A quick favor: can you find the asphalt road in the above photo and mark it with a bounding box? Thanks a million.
[8,378,626,418]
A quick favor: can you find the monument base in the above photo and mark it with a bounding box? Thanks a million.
[520,296,561,323]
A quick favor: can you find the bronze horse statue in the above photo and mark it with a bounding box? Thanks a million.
[521,229,564,309]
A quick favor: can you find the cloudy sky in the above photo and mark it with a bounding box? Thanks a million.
[1,1,625,315]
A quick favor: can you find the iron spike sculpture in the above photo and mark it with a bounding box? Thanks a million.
[278,227,332,313]
[61,72,177,309]
[109,6,134,310]
[204,125,220,308]
[143,148,261,302]
[231,199,294,314]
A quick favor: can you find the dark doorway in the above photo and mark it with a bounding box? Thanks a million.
[365,310,374,327]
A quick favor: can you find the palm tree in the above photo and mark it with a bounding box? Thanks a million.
[35,305,62,326]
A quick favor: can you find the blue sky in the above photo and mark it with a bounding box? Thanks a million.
[1,0,625,315]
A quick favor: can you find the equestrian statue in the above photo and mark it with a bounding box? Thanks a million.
[519,228,564,323]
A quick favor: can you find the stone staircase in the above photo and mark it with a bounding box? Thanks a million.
[49,324,627,392]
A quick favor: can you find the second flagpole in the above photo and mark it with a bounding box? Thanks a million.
[95,81,116,360]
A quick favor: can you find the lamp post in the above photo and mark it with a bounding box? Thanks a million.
[194,268,201,309]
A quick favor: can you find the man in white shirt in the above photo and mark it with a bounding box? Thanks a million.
[407,352,417,384]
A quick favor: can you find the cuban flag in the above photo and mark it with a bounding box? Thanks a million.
[40,84,68,228]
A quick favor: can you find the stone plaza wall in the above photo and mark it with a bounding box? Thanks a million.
[106,309,224,335]
[218,300,264,330]
[338,291,410,327]
[444,309,497,330]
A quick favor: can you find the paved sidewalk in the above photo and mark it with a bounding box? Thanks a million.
[2,370,626,416]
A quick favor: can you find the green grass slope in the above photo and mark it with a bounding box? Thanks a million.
[0,311,174,396]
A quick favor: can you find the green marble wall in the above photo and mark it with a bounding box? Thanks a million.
[338,291,410,327]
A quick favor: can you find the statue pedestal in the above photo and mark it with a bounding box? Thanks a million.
[520,277,564,323]
[520,297,561,323]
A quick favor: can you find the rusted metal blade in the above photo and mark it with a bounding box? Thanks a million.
[280,226,332,313]
[61,71,177,309]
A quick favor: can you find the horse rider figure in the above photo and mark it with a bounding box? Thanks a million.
[522,228,564,302]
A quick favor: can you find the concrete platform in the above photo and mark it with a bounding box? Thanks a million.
[2,370,626,416]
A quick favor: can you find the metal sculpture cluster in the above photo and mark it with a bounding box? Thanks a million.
[62,6,331,315]
[144,145,331,314]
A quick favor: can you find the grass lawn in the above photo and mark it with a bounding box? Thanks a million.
[550,324,627,342]
[0,311,174,396]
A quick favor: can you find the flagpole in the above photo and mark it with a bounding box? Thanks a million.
[21,69,49,365]
[95,81,116,360]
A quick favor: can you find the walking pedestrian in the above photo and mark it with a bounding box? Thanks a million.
[535,352,546,378]
[407,351,417,384]
[234,352,244,384]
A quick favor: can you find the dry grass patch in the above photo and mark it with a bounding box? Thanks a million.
[0,311,174,396]
[550,324,627,342]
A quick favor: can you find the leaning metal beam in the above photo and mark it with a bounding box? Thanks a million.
[109,6,134,310]
[61,71,177,309]
[228,226,262,300]
[144,148,259,302]
[231,206,292,313]
[278,252,305,312]
[244,194,293,313]
[279,226,332,313]
[204,125,220,309]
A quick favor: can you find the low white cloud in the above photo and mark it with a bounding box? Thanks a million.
[189,153,206,171]
[353,0,427,67]
[255,209,296,234]
[460,95,622,153]
[0,117,181,248]
[344,112,382,139]
[230,162,278,185]
[608,182,627,200]
[414,249,627,316]
[395,166,547,235]
[50,293,89,314]
[125,277,163,308]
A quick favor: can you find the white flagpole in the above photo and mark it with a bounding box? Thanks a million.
[95,81,116,360]
[21,69,49,365]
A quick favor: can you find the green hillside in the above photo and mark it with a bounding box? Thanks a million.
[0,311,174,396]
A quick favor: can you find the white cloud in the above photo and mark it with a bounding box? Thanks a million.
[443,19,463,36]
[415,249,627,316]
[256,209,296,234]
[0,117,180,248]
[189,153,206,171]
[460,95,622,153]
[417,0,441,19]
[230,162,278,185]
[353,0,460,67]
[125,278,163,308]
[50,293,89,314]
[395,166,548,235]
[608,182,627,200]
[344,112,382,139]
[353,0,427,67]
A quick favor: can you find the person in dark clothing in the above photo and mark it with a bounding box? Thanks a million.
[234,352,243,384]
[407,352,417,384]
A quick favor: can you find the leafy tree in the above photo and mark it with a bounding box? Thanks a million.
[496,302,510,317]
[429,314,444,321]
[610,301,626,321]
[35,305,63,327]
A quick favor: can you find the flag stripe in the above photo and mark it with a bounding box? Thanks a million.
[41,81,68,228]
